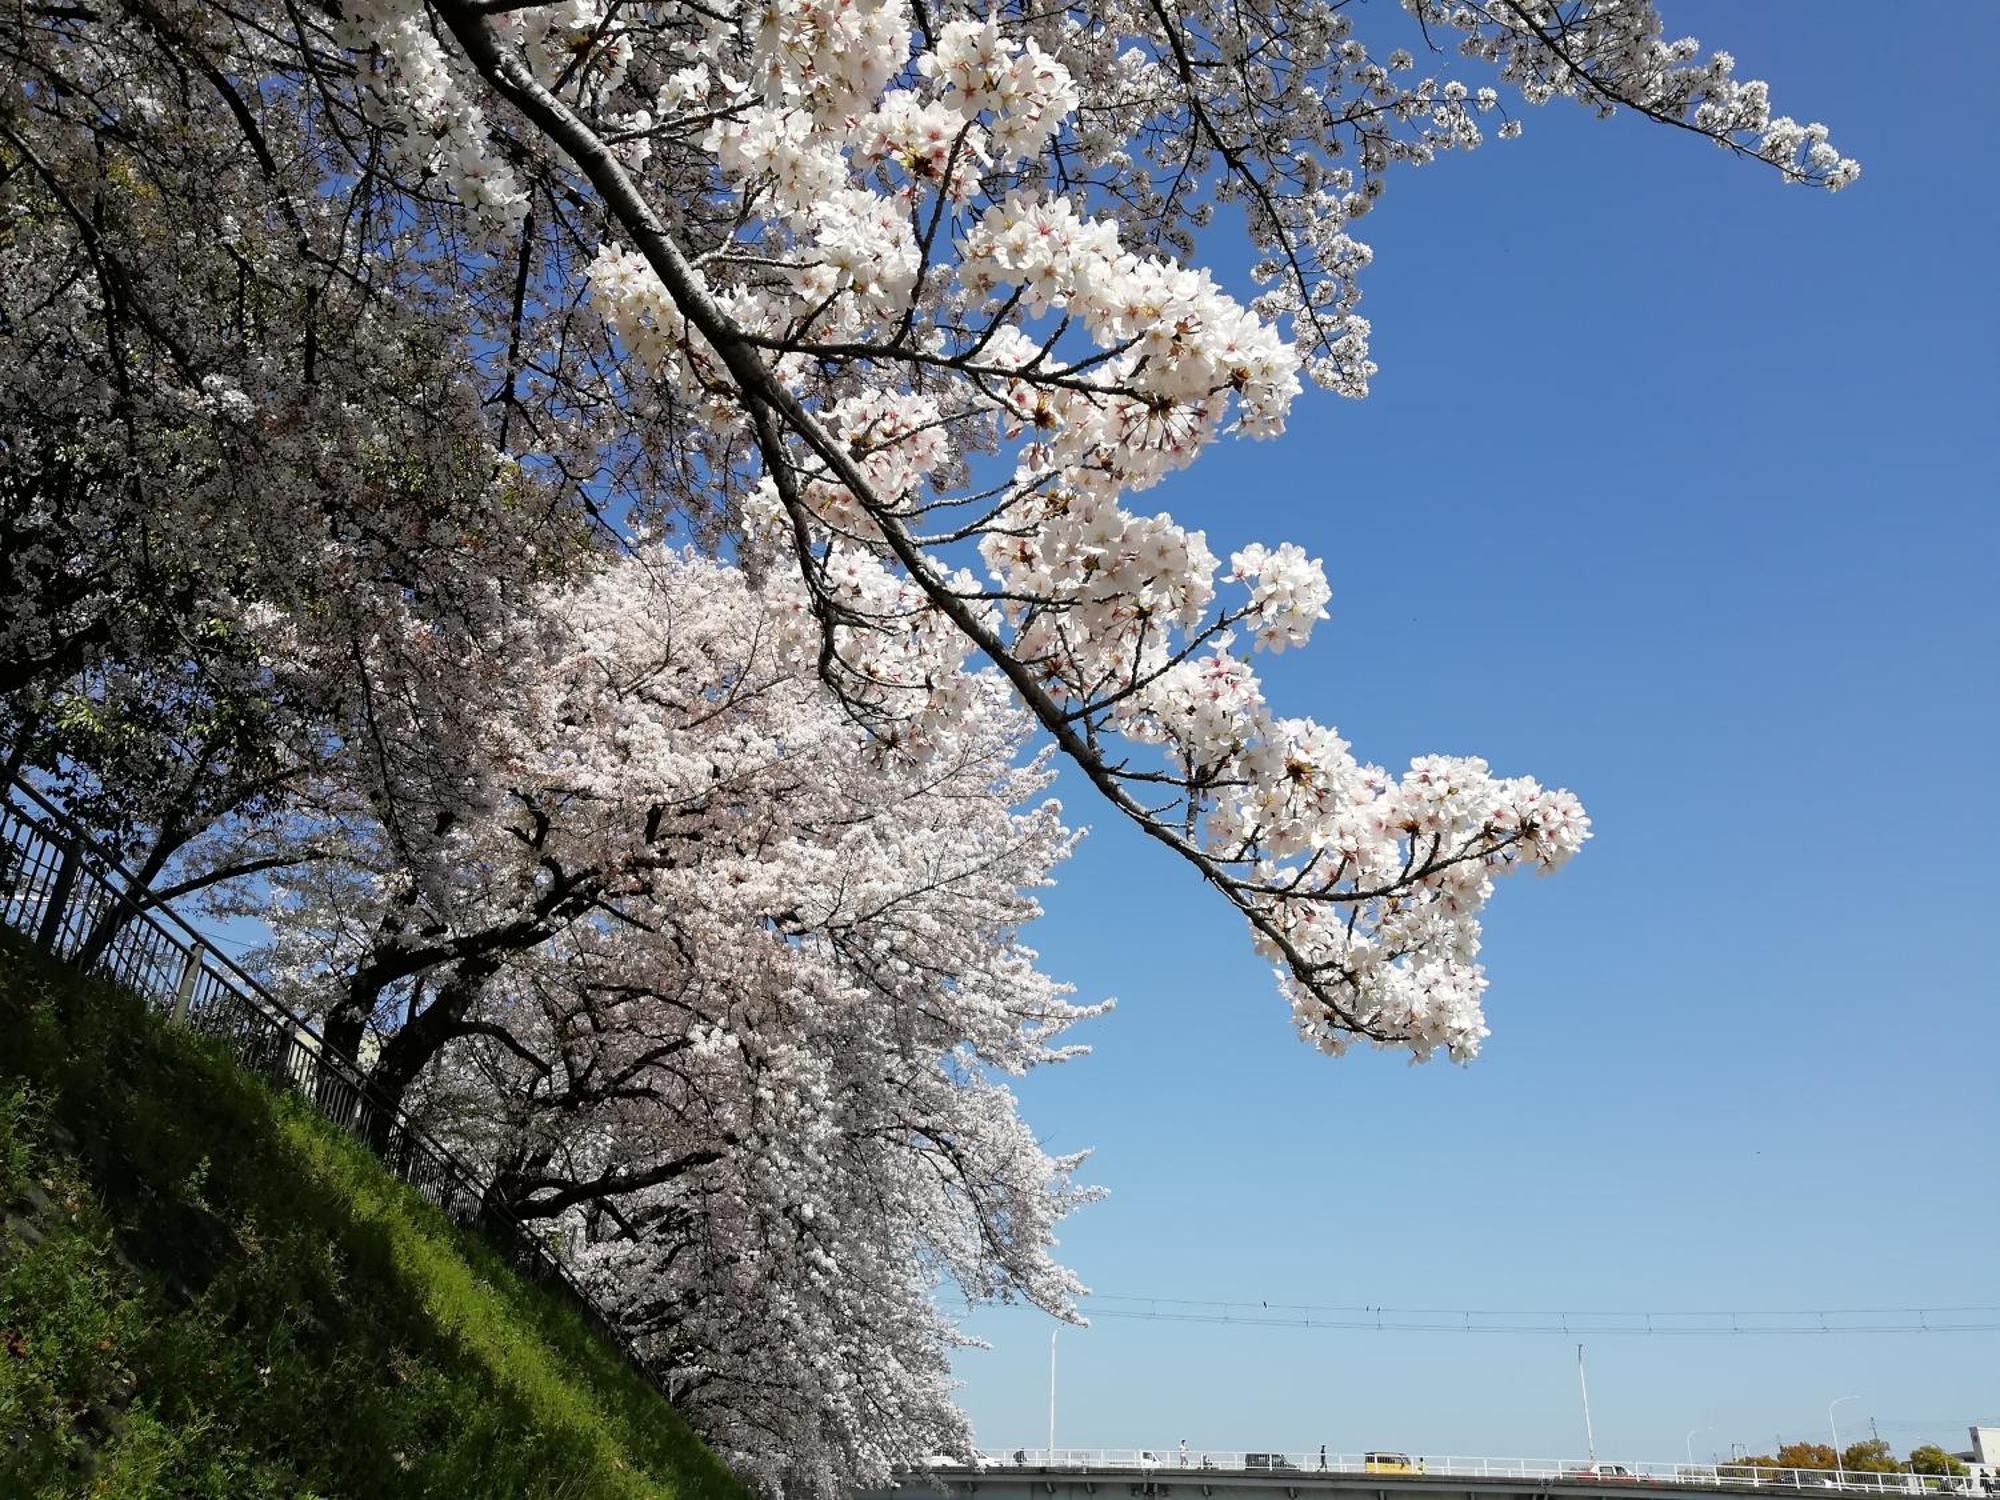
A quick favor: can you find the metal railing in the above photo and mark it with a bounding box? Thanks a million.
[958,1452,1982,1495]
[0,775,660,1391]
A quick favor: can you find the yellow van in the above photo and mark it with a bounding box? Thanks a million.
[1366,1453,1423,1475]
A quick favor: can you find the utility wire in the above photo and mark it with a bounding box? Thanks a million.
[1076,1294,2000,1337]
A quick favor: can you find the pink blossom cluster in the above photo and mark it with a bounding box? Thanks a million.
[918,18,1079,160]
[341,0,529,227]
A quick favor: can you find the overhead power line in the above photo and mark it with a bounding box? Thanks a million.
[1078,1294,2000,1337]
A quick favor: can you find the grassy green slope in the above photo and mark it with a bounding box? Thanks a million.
[0,935,749,1500]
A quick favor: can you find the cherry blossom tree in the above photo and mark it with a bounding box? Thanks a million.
[2,0,1856,1058]
[239,552,1100,1490]
[0,0,591,886]
[324,0,1856,1062]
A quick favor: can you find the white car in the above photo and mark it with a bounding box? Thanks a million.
[918,1455,982,1472]
[1566,1464,1640,1483]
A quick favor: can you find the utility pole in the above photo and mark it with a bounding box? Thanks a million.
[1048,1329,1058,1458]
[1830,1396,1861,1489]
[1577,1345,1597,1463]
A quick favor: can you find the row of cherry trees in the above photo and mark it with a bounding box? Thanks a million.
[0,0,1850,1488]
[219,554,1102,1485]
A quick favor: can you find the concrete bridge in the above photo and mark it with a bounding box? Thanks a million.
[859,1450,1986,1500]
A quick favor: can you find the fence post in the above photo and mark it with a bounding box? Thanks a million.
[171,941,206,1027]
[34,836,78,953]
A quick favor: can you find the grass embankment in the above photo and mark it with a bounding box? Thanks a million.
[0,935,747,1500]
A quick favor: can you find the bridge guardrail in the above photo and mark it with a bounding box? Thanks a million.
[957,1451,1981,1495]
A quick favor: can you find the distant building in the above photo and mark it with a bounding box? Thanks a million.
[1952,1426,1999,1488]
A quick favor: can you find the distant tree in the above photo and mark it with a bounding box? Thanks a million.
[1842,1441,1901,1474]
[1738,1444,1836,1472]
[1739,1439,1963,1478]
[1909,1447,1970,1478]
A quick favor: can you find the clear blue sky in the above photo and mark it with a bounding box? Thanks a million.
[952,2,1999,1465]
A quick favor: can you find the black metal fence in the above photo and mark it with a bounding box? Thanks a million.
[0,775,659,1388]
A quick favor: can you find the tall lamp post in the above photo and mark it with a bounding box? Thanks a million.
[1048,1330,1058,1459]
[1577,1345,1597,1464]
[1829,1396,1861,1489]
[1687,1428,1713,1468]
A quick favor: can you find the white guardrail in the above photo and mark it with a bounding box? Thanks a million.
[935,1452,1984,1495]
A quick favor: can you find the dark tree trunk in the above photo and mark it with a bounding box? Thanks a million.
[359,960,496,1150]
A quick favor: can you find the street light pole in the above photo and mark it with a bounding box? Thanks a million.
[1829,1396,1861,1488]
[1048,1330,1058,1459]
[1577,1345,1597,1464]
[1688,1428,1713,1467]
